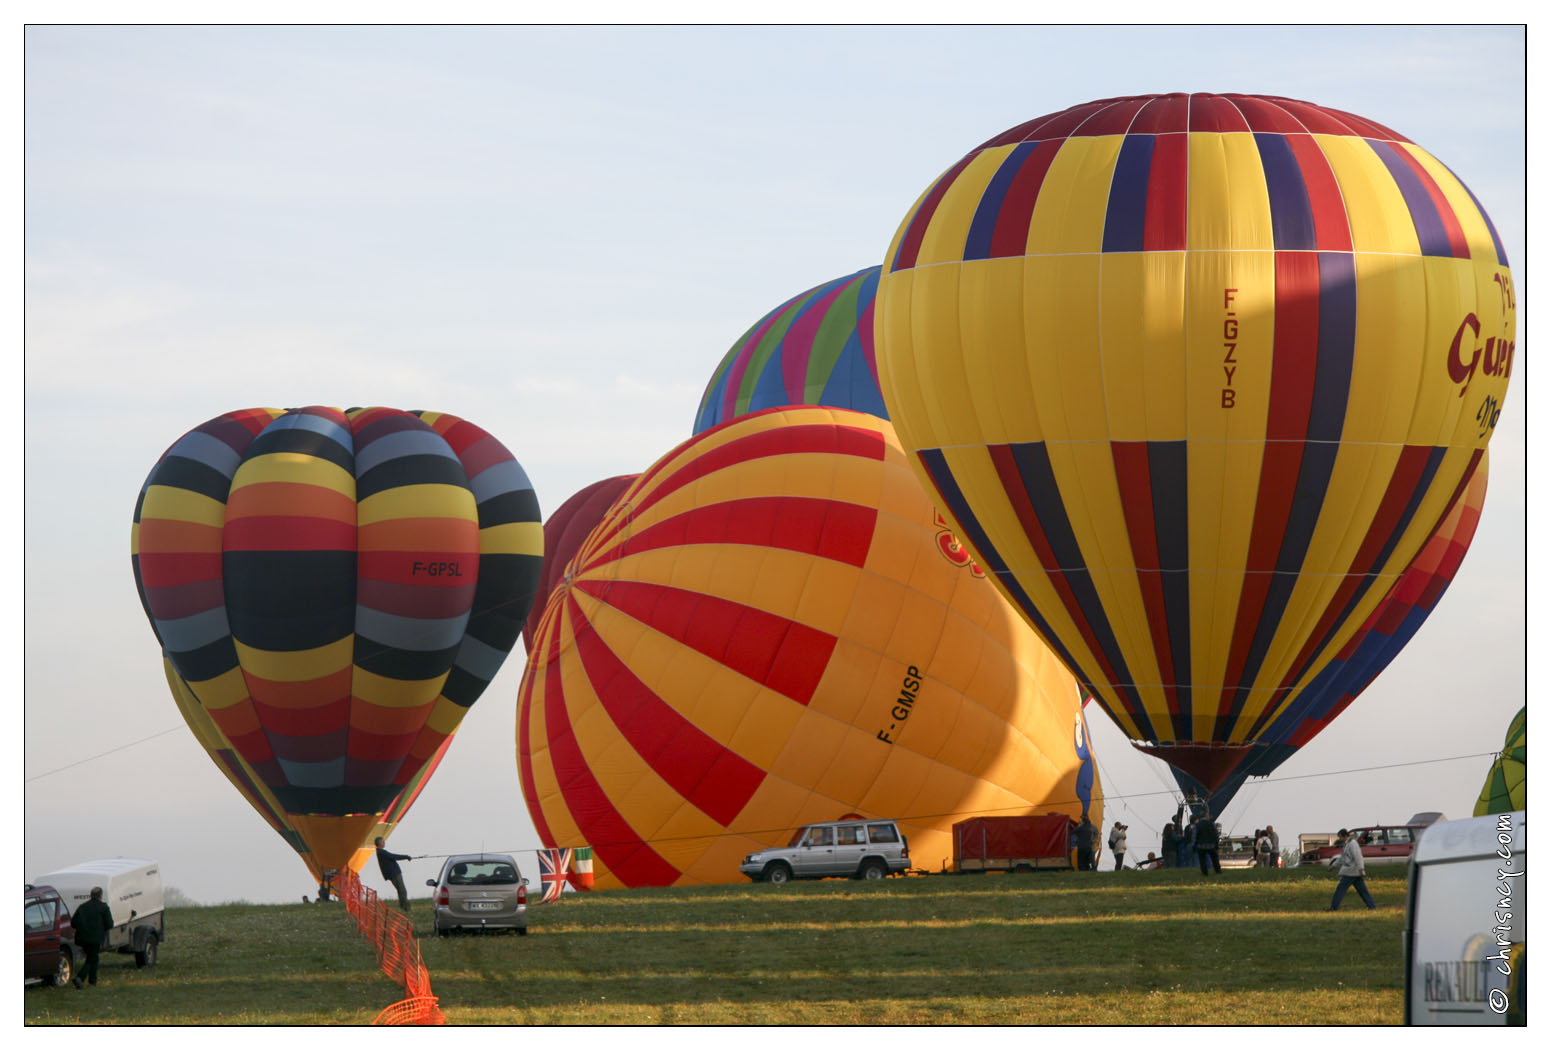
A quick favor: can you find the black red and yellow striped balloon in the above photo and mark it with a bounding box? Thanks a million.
[875,93,1516,789]
[132,406,542,875]
[518,407,1100,888]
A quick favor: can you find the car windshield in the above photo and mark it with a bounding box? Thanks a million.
[447,860,519,885]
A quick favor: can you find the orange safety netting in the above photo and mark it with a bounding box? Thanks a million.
[338,868,445,1025]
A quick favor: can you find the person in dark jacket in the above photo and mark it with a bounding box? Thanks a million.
[70,886,115,988]
[1195,811,1223,875]
[1161,818,1179,868]
[375,837,414,911]
[1074,815,1099,871]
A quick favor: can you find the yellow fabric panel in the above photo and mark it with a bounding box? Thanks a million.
[349,665,448,709]
[1316,134,1422,257]
[808,641,886,729]
[187,665,254,710]
[913,146,1007,268]
[1339,252,1430,444]
[140,485,227,528]
[424,695,468,736]
[1028,136,1122,255]
[479,520,544,556]
[1100,252,1188,442]
[230,452,355,497]
[874,270,937,445]
[234,636,354,682]
[1033,258,1112,445]
[357,483,476,526]
[1187,133,1273,252]
[1013,255,1087,446]
[1185,251,1276,444]
[956,258,1035,445]
[885,264,975,448]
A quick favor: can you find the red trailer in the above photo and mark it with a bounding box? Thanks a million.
[952,814,1076,873]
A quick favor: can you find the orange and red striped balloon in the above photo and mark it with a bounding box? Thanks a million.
[518,407,1099,887]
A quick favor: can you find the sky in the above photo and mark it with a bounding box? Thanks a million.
[19,24,1531,907]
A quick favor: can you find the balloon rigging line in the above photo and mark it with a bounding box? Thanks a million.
[24,726,186,782]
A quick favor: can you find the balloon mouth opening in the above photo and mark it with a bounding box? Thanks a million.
[1133,742,1256,792]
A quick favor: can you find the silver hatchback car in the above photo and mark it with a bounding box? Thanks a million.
[426,853,529,936]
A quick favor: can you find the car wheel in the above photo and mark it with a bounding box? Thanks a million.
[135,935,159,968]
[517,927,528,936]
[764,862,792,884]
[43,950,73,987]
[859,859,887,880]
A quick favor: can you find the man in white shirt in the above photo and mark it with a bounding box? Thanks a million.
[1325,828,1377,910]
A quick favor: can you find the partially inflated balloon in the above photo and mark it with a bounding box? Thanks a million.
[1473,707,1524,816]
[132,407,542,875]
[520,475,638,654]
[694,267,885,432]
[876,93,1516,789]
[518,407,1099,888]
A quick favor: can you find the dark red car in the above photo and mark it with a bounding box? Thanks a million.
[1299,822,1432,867]
[24,885,78,986]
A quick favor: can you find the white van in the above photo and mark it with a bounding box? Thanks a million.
[1402,812,1524,1025]
[32,858,165,968]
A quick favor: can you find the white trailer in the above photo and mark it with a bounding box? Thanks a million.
[1402,812,1525,1025]
[32,857,165,968]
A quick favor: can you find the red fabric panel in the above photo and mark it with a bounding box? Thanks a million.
[1285,134,1355,252]
[1143,131,1189,251]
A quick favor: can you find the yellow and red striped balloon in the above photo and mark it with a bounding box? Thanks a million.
[132,406,542,877]
[518,407,1100,887]
[875,93,1516,790]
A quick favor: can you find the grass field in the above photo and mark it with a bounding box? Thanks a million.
[24,864,1408,1026]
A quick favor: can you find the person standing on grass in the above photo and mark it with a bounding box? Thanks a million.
[1195,811,1222,875]
[375,836,414,912]
[1256,828,1274,868]
[1325,829,1376,910]
[1160,819,1179,868]
[70,887,114,988]
[1074,814,1099,872]
[1266,824,1281,867]
[1108,821,1128,870]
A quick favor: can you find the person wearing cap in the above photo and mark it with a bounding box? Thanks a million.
[1325,828,1376,910]
[1108,820,1128,870]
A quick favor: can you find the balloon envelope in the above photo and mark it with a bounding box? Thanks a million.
[694,267,885,433]
[518,407,1100,886]
[520,474,638,654]
[1473,706,1525,816]
[132,406,543,875]
[875,92,1516,789]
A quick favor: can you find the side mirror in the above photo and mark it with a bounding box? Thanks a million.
[522,878,530,887]
[425,879,437,887]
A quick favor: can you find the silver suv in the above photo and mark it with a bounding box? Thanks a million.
[740,819,911,883]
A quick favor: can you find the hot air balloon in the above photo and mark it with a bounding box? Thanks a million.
[1473,707,1524,816]
[518,407,1100,887]
[875,92,1517,793]
[694,267,885,432]
[520,474,638,653]
[131,406,543,880]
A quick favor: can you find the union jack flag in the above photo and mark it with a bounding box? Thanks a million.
[537,848,574,904]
